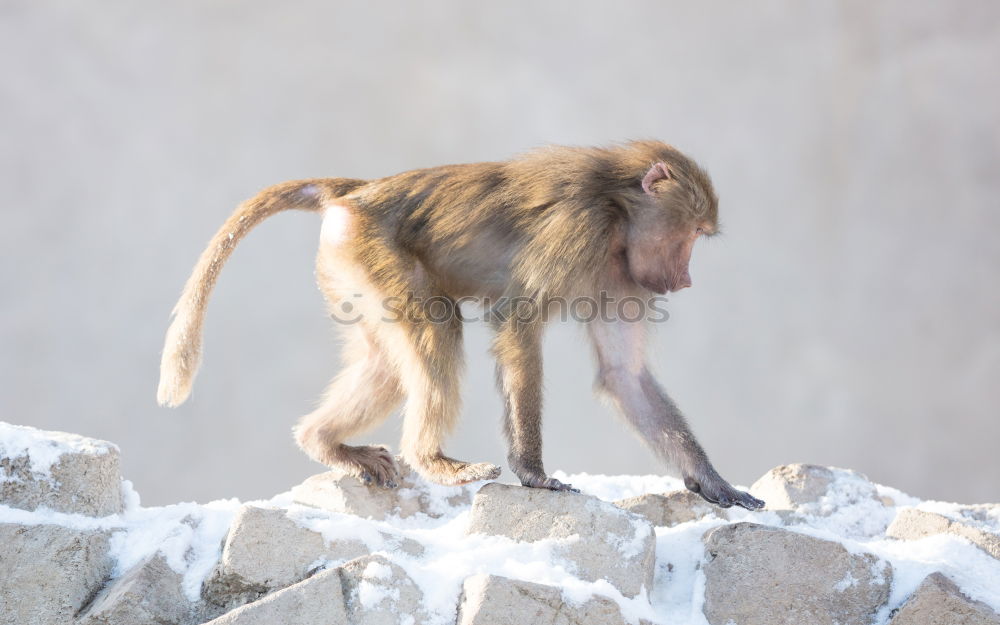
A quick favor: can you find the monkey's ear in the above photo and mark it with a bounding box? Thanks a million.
[641,162,673,195]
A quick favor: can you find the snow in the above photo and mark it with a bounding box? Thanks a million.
[834,571,859,592]
[602,502,654,560]
[1,453,999,623]
[649,518,725,625]
[358,574,400,609]
[0,422,114,483]
[551,470,687,501]
[363,559,395,580]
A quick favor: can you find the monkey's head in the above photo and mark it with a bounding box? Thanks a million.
[625,158,718,294]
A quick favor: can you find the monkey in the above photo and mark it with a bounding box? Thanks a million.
[157,140,765,511]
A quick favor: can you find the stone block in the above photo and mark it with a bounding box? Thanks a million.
[702,522,891,625]
[467,483,655,598]
[0,422,123,517]
[0,523,113,625]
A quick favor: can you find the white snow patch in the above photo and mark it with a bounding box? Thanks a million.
[357,579,399,609]
[790,470,897,538]
[874,483,921,508]
[606,519,653,561]
[919,499,1000,533]
[834,571,859,592]
[363,559,394,580]
[552,470,686,501]
[649,518,725,625]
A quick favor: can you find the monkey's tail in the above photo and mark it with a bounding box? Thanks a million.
[157,177,366,407]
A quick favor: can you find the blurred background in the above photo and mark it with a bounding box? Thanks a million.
[2,1,998,506]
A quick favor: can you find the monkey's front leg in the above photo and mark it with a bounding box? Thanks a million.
[588,320,764,510]
[492,320,578,492]
[618,371,762,509]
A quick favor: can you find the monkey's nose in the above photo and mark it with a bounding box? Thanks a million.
[676,272,692,290]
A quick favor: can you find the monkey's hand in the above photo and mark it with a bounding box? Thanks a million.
[684,471,764,511]
[517,472,580,493]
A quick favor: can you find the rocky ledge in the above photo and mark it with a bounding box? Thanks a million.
[1,421,998,625]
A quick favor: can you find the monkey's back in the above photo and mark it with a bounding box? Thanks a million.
[340,142,697,299]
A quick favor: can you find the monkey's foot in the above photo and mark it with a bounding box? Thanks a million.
[453,462,503,484]
[684,473,764,511]
[338,444,400,489]
[412,454,502,486]
[518,473,580,493]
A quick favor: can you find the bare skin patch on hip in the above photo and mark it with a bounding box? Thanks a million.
[320,202,355,247]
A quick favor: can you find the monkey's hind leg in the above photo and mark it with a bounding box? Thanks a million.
[293,324,404,487]
[384,294,501,486]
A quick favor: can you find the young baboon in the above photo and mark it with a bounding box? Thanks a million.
[158,141,765,510]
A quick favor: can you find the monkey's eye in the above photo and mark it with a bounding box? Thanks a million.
[696,227,705,235]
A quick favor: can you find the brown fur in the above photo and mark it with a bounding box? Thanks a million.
[158,141,764,509]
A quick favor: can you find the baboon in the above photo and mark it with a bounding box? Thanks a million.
[158,140,765,510]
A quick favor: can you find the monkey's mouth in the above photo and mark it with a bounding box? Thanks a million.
[667,272,693,293]
[651,275,693,294]
[635,275,671,294]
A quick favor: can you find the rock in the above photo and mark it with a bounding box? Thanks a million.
[201,569,349,625]
[467,483,655,598]
[886,508,952,536]
[203,504,369,610]
[0,422,123,517]
[339,554,427,625]
[615,490,715,526]
[291,461,472,520]
[77,553,195,625]
[888,572,1000,625]
[292,472,422,520]
[750,464,880,514]
[457,574,648,625]
[887,508,1000,560]
[0,522,113,625]
[702,522,892,625]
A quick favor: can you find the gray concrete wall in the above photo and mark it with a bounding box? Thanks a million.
[2,1,998,505]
